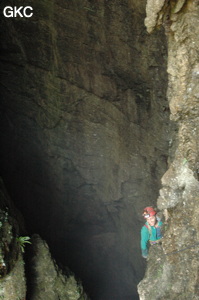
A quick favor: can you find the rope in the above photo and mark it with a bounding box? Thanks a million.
[164,242,199,256]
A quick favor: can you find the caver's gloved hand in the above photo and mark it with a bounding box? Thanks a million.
[142,249,148,259]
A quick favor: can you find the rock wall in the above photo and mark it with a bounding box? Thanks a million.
[138,1,199,299]
[0,0,172,299]
[27,234,89,300]
[0,179,88,300]
[0,178,26,300]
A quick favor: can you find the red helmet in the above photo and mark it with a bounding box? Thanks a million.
[142,207,156,218]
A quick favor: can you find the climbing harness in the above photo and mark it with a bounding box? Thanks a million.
[150,239,162,246]
[164,242,199,256]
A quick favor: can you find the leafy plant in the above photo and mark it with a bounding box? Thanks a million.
[16,236,31,253]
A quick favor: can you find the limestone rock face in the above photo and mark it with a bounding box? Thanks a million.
[0,179,88,300]
[138,1,199,299]
[28,234,88,300]
[0,178,26,300]
[0,0,172,298]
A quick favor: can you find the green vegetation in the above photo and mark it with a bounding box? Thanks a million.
[16,236,31,253]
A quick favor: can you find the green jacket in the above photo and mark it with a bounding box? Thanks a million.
[141,220,163,257]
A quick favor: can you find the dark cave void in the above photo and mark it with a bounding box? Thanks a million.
[0,0,171,298]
